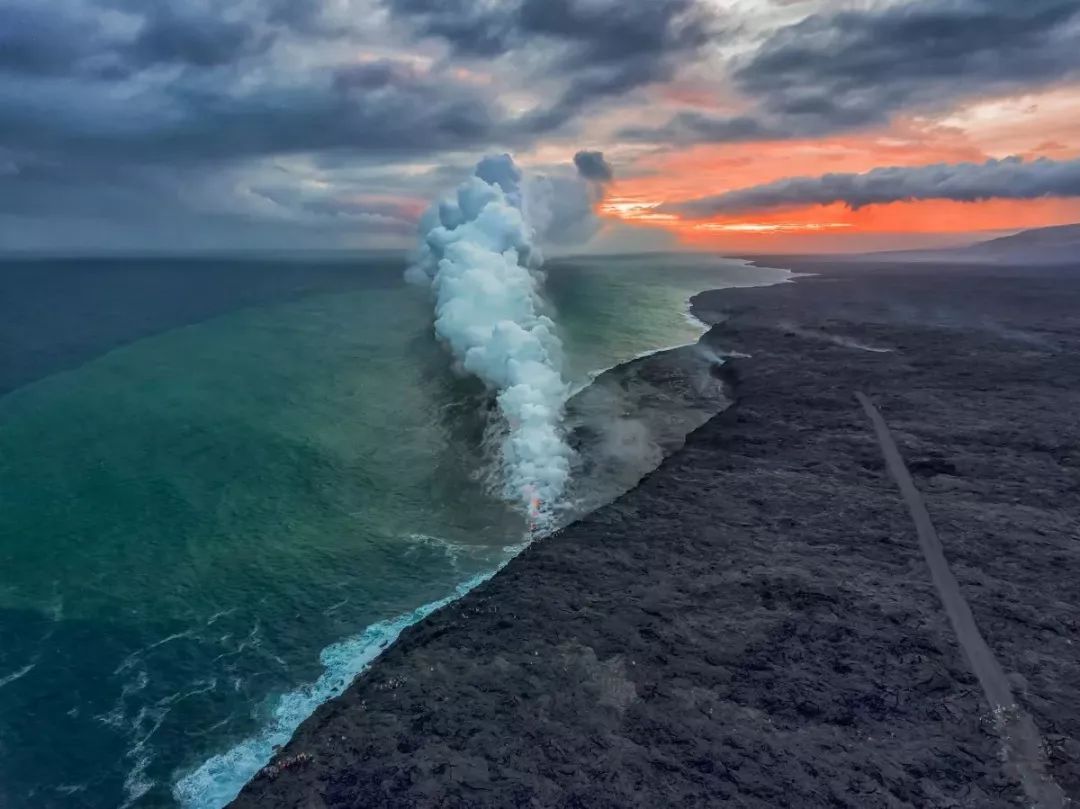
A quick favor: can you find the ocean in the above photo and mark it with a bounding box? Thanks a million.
[0,252,789,808]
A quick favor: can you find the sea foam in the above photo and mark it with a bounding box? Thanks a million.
[172,573,492,809]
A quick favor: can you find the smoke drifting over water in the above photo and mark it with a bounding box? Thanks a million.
[407,154,606,520]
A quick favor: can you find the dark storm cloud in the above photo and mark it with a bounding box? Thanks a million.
[516,0,710,66]
[381,0,514,57]
[0,1,117,78]
[619,112,778,145]
[664,156,1080,217]
[739,0,1080,127]
[333,60,421,91]
[0,0,280,80]
[0,152,168,218]
[1,0,705,227]
[264,0,351,38]
[385,0,714,126]
[626,0,1080,144]
[0,0,515,249]
[523,56,671,132]
[0,56,503,165]
[385,0,712,61]
[573,150,613,183]
[0,148,425,251]
[250,184,419,230]
[125,6,274,68]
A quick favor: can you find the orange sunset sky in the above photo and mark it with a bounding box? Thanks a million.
[588,83,1080,252]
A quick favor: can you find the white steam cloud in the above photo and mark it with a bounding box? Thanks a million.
[408,154,603,521]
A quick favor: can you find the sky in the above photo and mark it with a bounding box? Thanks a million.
[2,0,1080,253]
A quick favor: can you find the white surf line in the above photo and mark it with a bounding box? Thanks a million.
[855,392,1066,809]
[576,259,802,398]
[683,297,710,330]
[568,341,698,397]
[0,662,36,690]
[568,291,716,399]
[173,570,497,809]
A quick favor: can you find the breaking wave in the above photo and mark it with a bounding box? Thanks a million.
[172,573,493,809]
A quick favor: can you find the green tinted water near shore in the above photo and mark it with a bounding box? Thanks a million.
[0,254,788,808]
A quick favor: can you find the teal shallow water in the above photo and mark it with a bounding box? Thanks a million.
[0,253,788,808]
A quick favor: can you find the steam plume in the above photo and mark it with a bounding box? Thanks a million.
[407,154,575,521]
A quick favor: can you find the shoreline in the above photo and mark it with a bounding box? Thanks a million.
[173,571,496,808]
[226,257,1079,808]
[177,266,778,807]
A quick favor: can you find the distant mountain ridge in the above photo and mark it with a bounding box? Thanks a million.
[971,223,1080,253]
[863,222,1080,264]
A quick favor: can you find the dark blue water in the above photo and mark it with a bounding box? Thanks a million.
[0,254,402,396]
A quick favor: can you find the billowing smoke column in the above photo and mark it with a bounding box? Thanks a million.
[407,154,588,522]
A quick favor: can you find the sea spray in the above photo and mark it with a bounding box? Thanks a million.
[407,155,576,521]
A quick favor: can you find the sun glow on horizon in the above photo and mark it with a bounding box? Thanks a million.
[599,197,677,221]
[601,194,859,239]
[592,81,1080,250]
[692,222,852,233]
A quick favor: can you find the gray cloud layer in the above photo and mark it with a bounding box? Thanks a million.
[0,0,515,248]
[385,0,714,128]
[0,2,507,161]
[665,157,1080,217]
[4,0,1080,250]
[626,0,1080,144]
[0,0,715,248]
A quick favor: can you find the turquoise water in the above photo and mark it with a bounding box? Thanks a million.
[0,253,787,808]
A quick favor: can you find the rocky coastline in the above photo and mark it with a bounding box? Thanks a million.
[227,258,1080,809]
